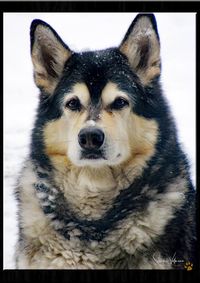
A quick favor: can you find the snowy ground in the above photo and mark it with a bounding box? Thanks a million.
[3,13,196,269]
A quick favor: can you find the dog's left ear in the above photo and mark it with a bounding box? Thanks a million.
[119,14,160,86]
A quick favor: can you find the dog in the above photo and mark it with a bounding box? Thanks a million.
[15,13,196,269]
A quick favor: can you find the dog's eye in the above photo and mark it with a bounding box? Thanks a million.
[65,98,81,111]
[110,97,129,110]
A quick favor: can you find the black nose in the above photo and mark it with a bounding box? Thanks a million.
[78,128,105,150]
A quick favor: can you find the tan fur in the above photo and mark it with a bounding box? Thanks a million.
[129,113,158,157]
[101,82,130,106]
[44,117,68,156]
[63,83,90,108]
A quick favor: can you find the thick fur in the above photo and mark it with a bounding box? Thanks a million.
[15,14,196,269]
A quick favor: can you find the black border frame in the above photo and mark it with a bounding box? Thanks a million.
[1,1,200,283]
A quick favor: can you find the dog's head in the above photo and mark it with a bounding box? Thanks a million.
[30,14,160,168]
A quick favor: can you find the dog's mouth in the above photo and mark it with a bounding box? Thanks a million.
[80,149,106,160]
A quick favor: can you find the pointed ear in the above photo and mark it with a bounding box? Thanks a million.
[30,19,72,94]
[119,14,161,86]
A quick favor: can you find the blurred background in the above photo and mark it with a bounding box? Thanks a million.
[3,13,196,269]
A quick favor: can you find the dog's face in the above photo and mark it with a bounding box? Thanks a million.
[31,14,160,168]
[63,81,134,167]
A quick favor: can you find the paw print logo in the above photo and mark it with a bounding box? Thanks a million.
[184,262,193,271]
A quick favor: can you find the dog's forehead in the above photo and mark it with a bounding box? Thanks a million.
[75,50,115,105]
[62,48,139,105]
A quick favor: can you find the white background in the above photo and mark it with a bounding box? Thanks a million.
[4,13,196,269]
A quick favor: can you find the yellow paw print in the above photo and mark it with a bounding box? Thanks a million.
[184,262,193,271]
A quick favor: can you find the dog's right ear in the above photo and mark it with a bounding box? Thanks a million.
[119,14,160,86]
[30,19,72,94]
